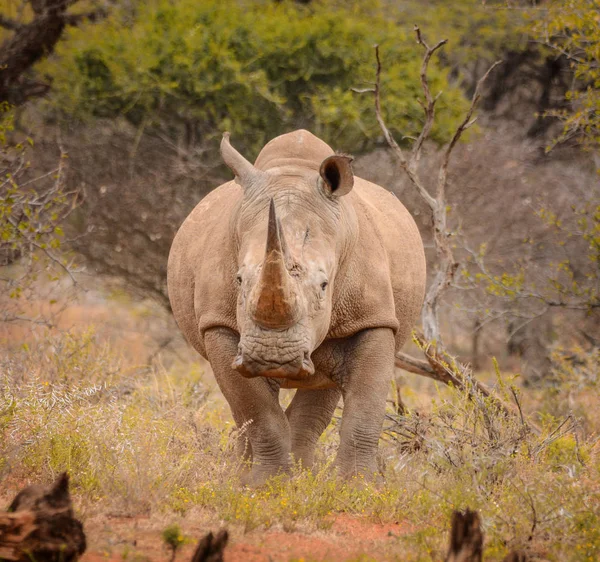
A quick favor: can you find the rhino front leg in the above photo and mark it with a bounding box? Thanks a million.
[285,387,341,468]
[204,327,291,486]
[334,328,395,478]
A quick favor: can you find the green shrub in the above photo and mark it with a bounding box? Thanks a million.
[40,0,470,156]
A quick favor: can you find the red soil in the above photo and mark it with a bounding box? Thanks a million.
[76,512,411,562]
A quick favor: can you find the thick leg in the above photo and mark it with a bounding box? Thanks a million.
[334,328,395,477]
[204,327,291,486]
[285,387,341,468]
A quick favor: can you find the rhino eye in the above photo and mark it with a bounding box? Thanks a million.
[236,274,243,285]
[320,281,328,292]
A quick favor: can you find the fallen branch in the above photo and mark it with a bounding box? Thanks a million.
[396,334,493,394]
[396,333,540,435]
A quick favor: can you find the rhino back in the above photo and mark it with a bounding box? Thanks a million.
[329,177,426,351]
[167,181,241,358]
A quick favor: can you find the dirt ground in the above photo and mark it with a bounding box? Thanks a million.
[78,511,412,562]
[0,485,414,562]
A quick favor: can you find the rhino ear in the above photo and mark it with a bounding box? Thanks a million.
[319,154,354,198]
[220,132,265,189]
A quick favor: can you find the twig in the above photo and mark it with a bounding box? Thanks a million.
[510,386,526,428]
[0,14,21,31]
[371,44,437,211]
[412,25,448,166]
[437,60,503,205]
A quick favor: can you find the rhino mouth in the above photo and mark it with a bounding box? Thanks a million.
[232,346,315,379]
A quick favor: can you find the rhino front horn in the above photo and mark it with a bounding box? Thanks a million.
[221,132,265,189]
[251,199,300,329]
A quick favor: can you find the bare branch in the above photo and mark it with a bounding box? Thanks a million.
[369,45,437,211]
[437,60,502,204]
[372,46,405,162]
[412,25,448,165]
[361,40,502,344]
[396,333,541,435]
[0,14,21,31]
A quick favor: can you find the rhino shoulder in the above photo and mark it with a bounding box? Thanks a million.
[167,182,241,357]
[328,177,426,350]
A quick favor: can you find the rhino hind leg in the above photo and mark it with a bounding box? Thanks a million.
[333,328,395,478]
[285,387,341,468]
[204,327,292,486]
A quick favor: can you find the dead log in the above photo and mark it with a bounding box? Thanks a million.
[1,472,86,562]
[190,530,228,562]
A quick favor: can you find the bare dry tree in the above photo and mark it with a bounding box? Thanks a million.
[355,26,540,425]
[358,27,502,346]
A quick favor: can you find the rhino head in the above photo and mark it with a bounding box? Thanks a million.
[221,133,355,380]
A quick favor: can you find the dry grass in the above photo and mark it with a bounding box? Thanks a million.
[1,292,599,562]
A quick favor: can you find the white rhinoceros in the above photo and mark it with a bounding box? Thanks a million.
[168,130,426,485]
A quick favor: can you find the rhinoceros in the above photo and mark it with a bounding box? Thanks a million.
[167,130,426,485]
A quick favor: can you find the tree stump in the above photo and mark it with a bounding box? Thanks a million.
[190,529,229,562]
[446,509,484,562]
[1,472,86,562]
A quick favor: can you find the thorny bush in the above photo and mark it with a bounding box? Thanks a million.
[0,103,78,327]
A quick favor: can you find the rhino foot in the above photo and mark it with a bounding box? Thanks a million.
[240,463,291,488]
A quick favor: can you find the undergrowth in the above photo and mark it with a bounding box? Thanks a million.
[1,328,598,561]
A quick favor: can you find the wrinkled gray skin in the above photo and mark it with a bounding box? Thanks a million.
[168,130,426,485]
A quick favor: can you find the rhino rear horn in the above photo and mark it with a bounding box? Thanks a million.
[319,154,354,197]
[221,132,266,189]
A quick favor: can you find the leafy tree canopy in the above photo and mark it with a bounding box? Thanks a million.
[39,0,473,157]
[398,0,529,70]
[532,0,600,151]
